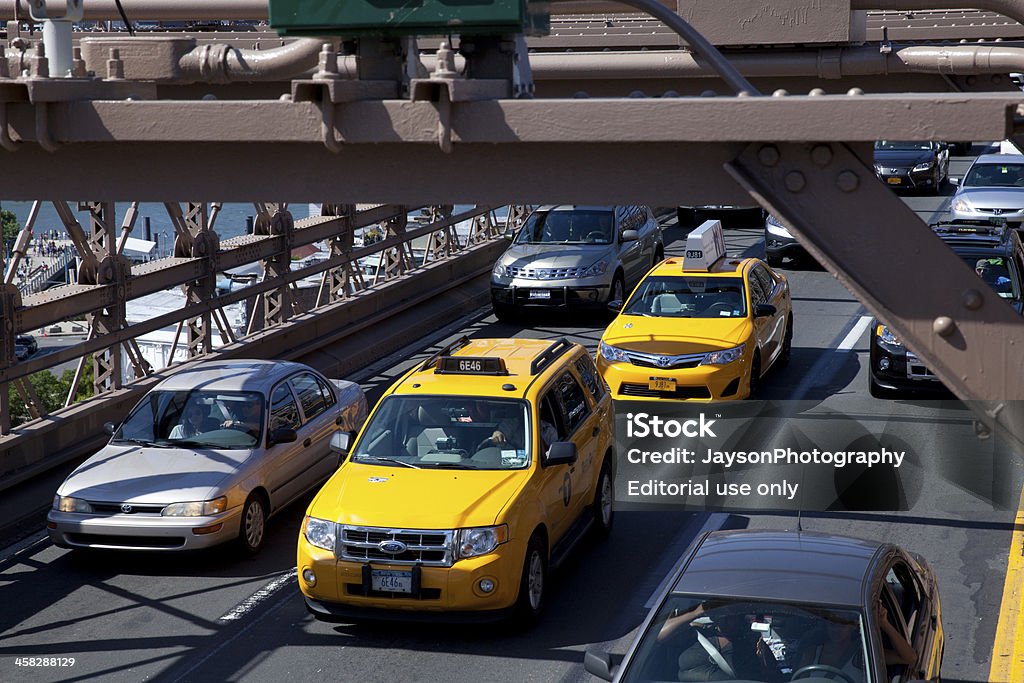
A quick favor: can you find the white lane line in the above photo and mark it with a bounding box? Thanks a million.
[643,513,729,609]
[218,568,297,622]
[837,315,873,351]
[0,531,48,567]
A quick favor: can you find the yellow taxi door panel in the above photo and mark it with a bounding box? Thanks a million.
[538,392,572,543]
[747,268,775,367]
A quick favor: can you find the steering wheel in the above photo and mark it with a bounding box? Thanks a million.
[584,230,606,242]
[789,664,856,683]
[705,302,735,315]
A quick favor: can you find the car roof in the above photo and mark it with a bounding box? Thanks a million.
[971,153,1024,165]
[649,256,754,277]
[671,529,886,608]
[394,337,579,399]
[156,359,313,392]
[534,205,617,213]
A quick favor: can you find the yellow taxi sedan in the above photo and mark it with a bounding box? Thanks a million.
[597,221,792,401]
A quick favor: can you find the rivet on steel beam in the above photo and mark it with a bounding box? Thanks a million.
[737,90,751,98]
[933,316,956,337]
[785,171,807,193]
[811,145,833,167]
[700,90,717,97]
[107,48,124,80]
[836,170,859,192]
[809,88,826,96]
[573,91,589,98]
[662,90,679,98]
[962,288,984,310]
[628,90,646,98]
[846,88,864,96]
[991,74,1003,84]
[279,93,293,102]
[772,89,789,97]
[758,145,780,168]
[966,75,977,87]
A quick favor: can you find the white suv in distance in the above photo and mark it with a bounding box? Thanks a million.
[490,205,663,320]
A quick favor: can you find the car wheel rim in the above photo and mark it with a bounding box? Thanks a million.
[527,551,544,610]
[600,473,613,526]
[245,501,265,549]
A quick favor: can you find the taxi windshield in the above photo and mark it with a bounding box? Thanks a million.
[114,390,264,450]
[515,210,614,245]
[620,596,869,683]
[964,254,1020,299]
[962,162,1024,187]
[351,396,532,470]
[624,276,747,318]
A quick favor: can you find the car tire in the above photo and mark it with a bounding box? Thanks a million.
[608,273,626,306]
[766,253,783,267]
[238,493,267,555]
[513,533,547,626]
[591,459,614,539]
[493,301,517,323]
[779,316,793,367]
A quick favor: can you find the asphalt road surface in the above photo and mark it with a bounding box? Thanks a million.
[0,152,1020,682]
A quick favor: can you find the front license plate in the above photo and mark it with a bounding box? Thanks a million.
[886,177,902,185]
[529,290,551,299]
[371,569,412,593]
[649,377,677,392]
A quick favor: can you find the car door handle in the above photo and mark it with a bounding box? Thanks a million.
[303,438,312,448]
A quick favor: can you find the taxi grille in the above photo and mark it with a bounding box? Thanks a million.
[337,526,454,566]
[619,383,711,399]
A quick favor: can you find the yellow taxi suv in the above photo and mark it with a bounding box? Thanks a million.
[597,220,792,401]
[298,337,614,623]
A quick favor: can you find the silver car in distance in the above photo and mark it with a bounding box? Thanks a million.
[949,153,1024,223]
[48,360,367,554]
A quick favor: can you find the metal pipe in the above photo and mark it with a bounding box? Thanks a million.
[178,37,324,83]
[514,44,1024,80]
[853,0,1024,28]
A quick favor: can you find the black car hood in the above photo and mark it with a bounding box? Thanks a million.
[874,149,933,168]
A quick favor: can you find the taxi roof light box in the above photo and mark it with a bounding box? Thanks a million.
[683,220,727,271]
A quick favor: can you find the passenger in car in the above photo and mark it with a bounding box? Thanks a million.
[169,402,210,439]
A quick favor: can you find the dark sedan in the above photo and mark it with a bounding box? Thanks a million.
[870,225,1023,397]
[873,141,949,194]
[585,529,943,683]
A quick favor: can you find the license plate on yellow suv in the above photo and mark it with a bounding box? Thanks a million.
[371,569,412,593]
[649,377,676,392]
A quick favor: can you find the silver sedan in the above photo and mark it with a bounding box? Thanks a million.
[48,359,367,554]
[949,153,1024,223]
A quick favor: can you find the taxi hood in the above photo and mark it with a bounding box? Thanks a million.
[57,443,243,503]
[603,316,752,353]
[312,464,528,529]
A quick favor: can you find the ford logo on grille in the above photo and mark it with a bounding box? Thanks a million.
[378,540,407,554]
[120,504,133,513]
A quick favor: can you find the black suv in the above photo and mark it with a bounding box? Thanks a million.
[15,334,37,356]
[869,224,1023,397]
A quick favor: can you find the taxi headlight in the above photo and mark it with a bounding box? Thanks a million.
[54,495,93,513]
[599,341,629,363]
[875,324,903,347]
[492,262,510,279]
[456,525,508,559]
[700,345,745,366]
[577,260,609,278]
[303,516,338,552]
[161,497,227,517]
[913,161,935,173]
[952,197,972,212]
[765,215,791,238]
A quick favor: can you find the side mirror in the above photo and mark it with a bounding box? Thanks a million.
[330,430,353,456]
[620,229,639,242]
[544,441,577,467]
[607,299,623,313]
[754,303,777,318]
[103,421,117,436]
[268,427,298,446]
[950,177,960,186]
[503,225,518,240]
[583,650,618,681]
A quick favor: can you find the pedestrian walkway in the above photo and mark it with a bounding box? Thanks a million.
[10,237,77,296]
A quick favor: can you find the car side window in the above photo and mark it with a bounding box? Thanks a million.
[753,265,776,299]
[554,371,591,435]
[886,563,923,634]
[538,392,566,453]
[291,372,332,422]
[574,355,605,402]
[269,383,301,432]
[748,269,768,307]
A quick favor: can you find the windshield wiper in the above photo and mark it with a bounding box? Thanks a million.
[357,456,421,469]
[115,438,169,448]
[422,462,476,470]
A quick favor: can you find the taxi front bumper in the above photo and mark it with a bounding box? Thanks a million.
[298,540,523,620]
[597,355,751,401]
